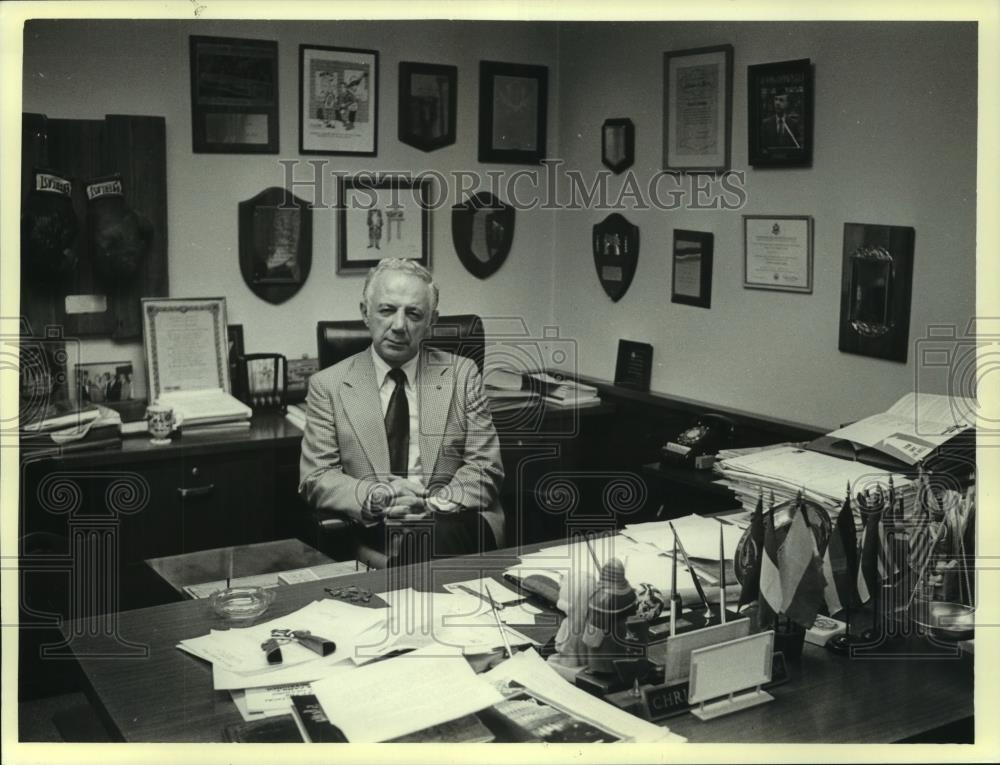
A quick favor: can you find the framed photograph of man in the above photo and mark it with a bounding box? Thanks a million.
[337,175,431,273]
[398,62,457,152]
[748,58,813,167]
[299,45,378,155]
[189,36,279,154]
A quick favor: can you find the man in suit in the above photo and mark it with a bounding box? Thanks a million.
[760,89,802,149]
[299,259,504,565]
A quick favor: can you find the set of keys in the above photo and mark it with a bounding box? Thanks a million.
[260,629,336,665]
[325,585,373,604]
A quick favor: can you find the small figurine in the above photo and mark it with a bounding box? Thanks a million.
[582,559,638,675]
[550,569,597,669]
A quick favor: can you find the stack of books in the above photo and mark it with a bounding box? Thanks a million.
[525,372,600,407]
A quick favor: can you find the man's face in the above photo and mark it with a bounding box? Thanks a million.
[361,271,435,366]
[773,93,788,115]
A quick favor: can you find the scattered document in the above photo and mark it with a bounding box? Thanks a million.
[443,577,523,604]
[311,646,504,742]
[157,387,252,427]
[483,649,685,743]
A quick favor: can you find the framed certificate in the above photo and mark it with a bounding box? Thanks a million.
[671,229,713,308]
[663,45,733,172]
[141,297,232,401]
[742,215,813,293]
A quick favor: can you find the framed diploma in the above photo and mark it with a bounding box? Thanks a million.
[663,45,733,173]
[141,297,232,401]
[742,215,813,293]
[671,229,713,308]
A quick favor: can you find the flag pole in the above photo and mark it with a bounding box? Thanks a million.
[718,523,726,625]
[826,482,858,655]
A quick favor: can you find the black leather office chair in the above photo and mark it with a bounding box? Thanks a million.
[316,313,486,373]
[308,314,487,567]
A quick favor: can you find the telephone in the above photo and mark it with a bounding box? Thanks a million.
[661,413,736,469]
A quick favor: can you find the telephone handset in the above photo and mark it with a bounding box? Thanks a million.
[661,413,736,468]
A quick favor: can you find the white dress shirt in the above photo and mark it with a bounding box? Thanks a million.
[370,346,422,481]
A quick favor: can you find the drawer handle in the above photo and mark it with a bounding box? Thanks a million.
[177,483,215,499]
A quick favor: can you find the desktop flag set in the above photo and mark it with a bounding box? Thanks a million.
[821,485,860,617]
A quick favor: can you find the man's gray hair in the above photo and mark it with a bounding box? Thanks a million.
[362,258,439,312]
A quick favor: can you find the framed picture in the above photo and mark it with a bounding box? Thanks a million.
[189,36,279,154]
[601,118,635,174]
[398,62,457,152]
[141,297,231,401]
[337,175,431,273]
[75,361,135,406]
[671,230,714,308]
[743,215,813,293]
[662,45,733,172]
[748,58,813,167]
[299,45,378,156]
[237,187,313,305]
[838,223,915,363]
[478,60,548,164]
[227,324,246,402]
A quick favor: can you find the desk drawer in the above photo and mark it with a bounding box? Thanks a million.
[178,451,275,552]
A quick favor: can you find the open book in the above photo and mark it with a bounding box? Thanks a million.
[817,392,974,467]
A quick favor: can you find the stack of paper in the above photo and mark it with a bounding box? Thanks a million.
[483,649,685,742]
[158,387,251,428]
[714,445,916,520]
[505,519,742,606]
[311,645,504,742]
[352,587,538,663]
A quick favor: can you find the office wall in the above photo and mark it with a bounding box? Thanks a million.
[552,21,977,430]
[21,19,560,395]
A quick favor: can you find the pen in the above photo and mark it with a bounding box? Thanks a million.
[584,535,600,569]
[485,584,514,658]
[669,521,711,614]
[718,523,727,625]
[669,535,677,637]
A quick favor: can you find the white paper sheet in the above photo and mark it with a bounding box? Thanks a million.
[311,647,504,742]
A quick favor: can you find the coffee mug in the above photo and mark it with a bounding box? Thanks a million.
[147,404,177,444]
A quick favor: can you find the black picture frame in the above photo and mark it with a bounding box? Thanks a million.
[478,60,548,164]
[614,340,653,392]
[398,62,457,152]
[299,44,378,156]
[189,35,279,154]
[671,230,713,309]
[601,118,635,174]
[748,58,813,168]
[838,223,915,363]
[227,324,246,402]
[663,44,733,173]
[237,187,313,305]
[337,175,431,273]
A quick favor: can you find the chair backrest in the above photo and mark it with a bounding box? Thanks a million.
[316,313,485,374]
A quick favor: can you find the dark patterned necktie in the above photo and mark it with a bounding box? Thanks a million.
[384,367,409,477]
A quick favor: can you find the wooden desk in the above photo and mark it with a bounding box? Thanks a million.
[62,548,973,744]
[145,538,333,597]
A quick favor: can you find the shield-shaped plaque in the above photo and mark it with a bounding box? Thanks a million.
[451,191,515,279]
[238,187,312,305]
[593,213,639,301]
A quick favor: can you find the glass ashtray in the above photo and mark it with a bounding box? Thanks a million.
[209,585,274,621]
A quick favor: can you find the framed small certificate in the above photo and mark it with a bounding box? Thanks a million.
[742,215,813,293]
[141,297,232,401]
